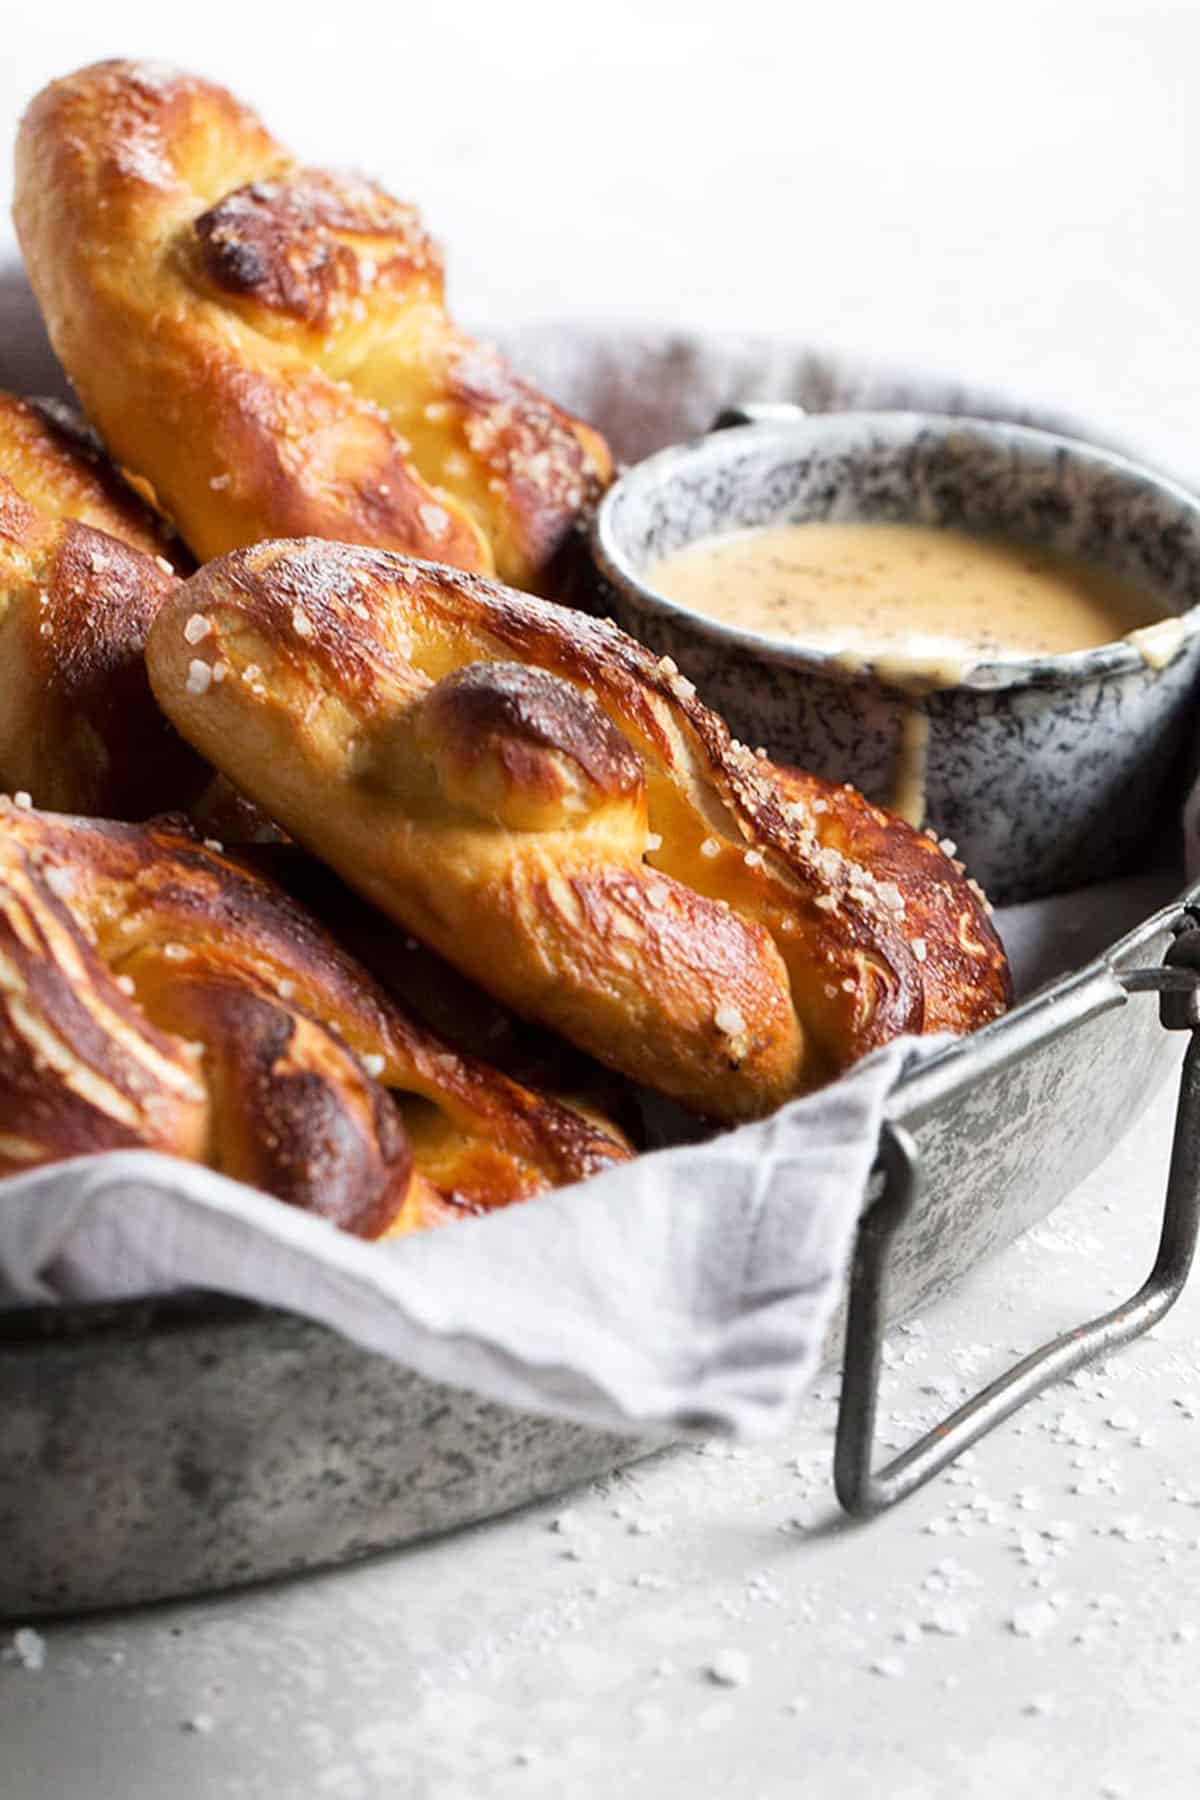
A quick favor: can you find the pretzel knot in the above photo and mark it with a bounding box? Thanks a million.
[0,805,631,1235]
[146,540,1012,1122]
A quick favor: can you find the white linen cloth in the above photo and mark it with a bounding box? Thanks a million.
[0,318,1189,1440]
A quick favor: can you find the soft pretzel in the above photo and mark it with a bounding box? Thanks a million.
[15,60,613,595]
[0,803,630,1236]
[144,541,1012,1121]
[0,392,205,818]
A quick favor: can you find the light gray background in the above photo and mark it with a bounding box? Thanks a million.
[3,3,1200,1795]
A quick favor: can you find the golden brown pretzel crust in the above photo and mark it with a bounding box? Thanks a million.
[0,804,630,1235]
[145,541,1012,1120]
[14,60,613,594]
[249,845,642,1139]
[0,394,185,564]
[0,393,205,818]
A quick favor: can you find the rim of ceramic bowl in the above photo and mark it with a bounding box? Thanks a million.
[591,410,1200,694]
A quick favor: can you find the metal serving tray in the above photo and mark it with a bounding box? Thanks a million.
[2,884,1196,1617]
[4,313,1199,1616]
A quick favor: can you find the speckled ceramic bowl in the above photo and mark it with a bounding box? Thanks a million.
[592,410,1200,902]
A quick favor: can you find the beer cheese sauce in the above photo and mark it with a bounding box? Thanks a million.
[646,521,1171,678]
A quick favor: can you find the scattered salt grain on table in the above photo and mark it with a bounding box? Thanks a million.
[924,1607,970,1637]
[706,1650,751,1688]
[1010,1601,1057,1639]
[6,1628,46,1671]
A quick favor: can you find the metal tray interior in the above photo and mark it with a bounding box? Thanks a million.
[0,887,1193,1617]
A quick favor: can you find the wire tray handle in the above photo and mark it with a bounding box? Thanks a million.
[834,927,1200,1517]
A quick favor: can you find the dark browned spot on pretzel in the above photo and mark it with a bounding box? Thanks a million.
[416,663,646,818]
[194,172,440,328]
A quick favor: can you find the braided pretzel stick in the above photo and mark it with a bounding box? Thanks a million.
[0,393,204,817]
[146,542,1012,1123]
[0,806,630,1237]
[16,60,612,595]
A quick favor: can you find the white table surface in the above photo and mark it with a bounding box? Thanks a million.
[5,1078,1199,1800]
[4,3,1200,1794]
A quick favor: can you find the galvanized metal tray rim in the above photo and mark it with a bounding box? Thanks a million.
[889,880,1199,1124]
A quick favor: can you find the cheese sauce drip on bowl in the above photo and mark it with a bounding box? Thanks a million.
[646,520,1176,826]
